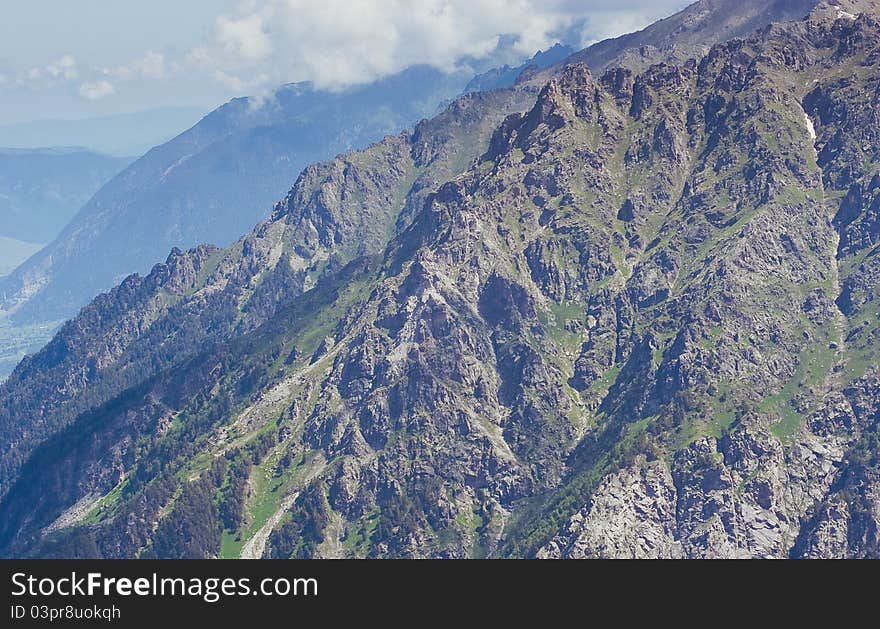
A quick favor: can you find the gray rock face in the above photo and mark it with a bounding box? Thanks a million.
[538,462,683,558]
[543,374,880,559]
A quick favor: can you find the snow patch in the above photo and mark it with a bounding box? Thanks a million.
[160,154,193,181]
[837,9,857,20]
[804,112,817,141]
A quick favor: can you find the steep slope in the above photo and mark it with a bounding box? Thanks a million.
[0,87,539,506]
[0,1,831,328]
[0,66,488,325]
[464,44,575,92]
[1,5,878,559]
[551,0,821,77]
[3,0,817,482]
[0,0,828,386]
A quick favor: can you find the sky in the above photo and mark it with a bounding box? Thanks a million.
[0,0,691,125]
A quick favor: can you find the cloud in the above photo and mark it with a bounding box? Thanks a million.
[22,55,79,85]
[206,0,690,91]
[213,70,246,92]
[78,79,115,100]
[211,0,573,89]
[46,55,79,80]
[1,1,690,103]
[217,13,272,61]
[104,51,167,80]
[185,46,213,69]
[133,51,166,79]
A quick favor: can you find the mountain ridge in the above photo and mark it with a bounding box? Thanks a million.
[0,1,838,330]
[0,65,496,325]
[0,107,207,157]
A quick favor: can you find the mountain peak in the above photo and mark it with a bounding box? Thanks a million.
[532,0,822,81]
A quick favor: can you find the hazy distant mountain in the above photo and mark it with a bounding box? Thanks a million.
[0,147,131,381]
[0,238,40,278]
[0,60,540,325]
[0,107,208,157]
[0,148,131,245]
[464,43,574,92]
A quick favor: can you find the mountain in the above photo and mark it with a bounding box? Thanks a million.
[556,0,822,75]
[0,147,131,247]
[0,84,540,507]
[0,107,208,157]
[2,1,880,559]
[464,43,575,93]
[0,147,131,381]
[0,0,821,330]
[0,238,41,279]
[0,64,529,327]
[0,1,827,328]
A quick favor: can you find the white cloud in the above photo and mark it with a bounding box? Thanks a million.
[78,79,115,100]
[22,55,79,84]
[134,51,166,79]
[205,0,689,91]
[213,69,274,96]
[2,1,690,103]
[47,55,79,80]
[185,46,213,68]
[213,70,246,92]
[217,13,272,61]
[104,51,167,80]
[210,0,571,89]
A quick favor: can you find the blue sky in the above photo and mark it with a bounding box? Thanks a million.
[0,0,690,125]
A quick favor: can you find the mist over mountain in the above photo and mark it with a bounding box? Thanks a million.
[0,239,40,279]
[562,0,821,74]
[464,43,575,92]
